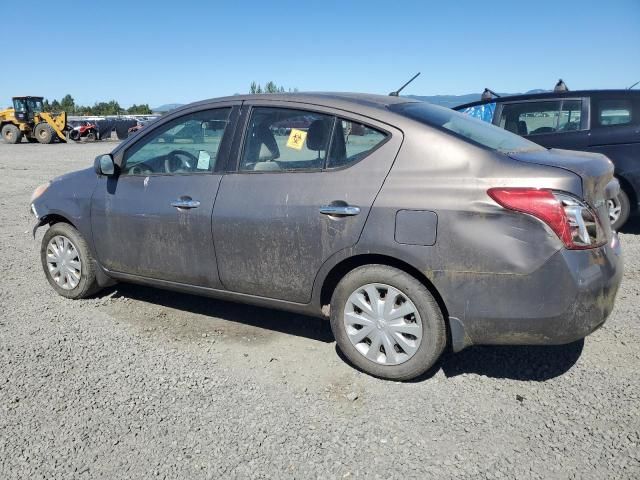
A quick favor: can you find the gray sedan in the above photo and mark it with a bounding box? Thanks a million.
[30,93,623,380]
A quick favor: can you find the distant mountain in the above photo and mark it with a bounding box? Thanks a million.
[152,103,184,113]
[407,89,549,108]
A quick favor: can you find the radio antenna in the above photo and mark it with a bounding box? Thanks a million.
[389,72,421,96]
[628,80,640,90]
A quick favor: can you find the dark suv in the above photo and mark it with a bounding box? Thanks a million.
[455,89,640,229]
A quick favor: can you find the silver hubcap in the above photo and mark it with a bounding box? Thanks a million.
[608,197,622,224]
[343,283,422,366]
[46,235,81,290]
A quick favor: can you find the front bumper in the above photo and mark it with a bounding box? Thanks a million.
[441,234,623,352]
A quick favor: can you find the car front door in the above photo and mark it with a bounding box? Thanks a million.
[91,104,238,288]
[497,98,590,150]
[212,103,402,303]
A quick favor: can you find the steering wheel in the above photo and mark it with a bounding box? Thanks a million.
[164,150,198,173]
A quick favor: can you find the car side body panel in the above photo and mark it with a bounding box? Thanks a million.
[317,118,619,350]
[212,100,404,303]
[32,167,97,252]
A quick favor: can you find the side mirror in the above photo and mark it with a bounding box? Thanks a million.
[94,154,116,176]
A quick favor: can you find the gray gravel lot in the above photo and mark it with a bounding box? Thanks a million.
[0,141,639,479]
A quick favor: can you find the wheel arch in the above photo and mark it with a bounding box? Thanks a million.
[34,213,78,235]
[319,253,449,323]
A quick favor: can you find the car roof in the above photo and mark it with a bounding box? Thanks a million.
[175,92,421,117]
[454,89,640,110]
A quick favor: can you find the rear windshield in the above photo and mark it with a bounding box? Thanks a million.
[392,102,545,154]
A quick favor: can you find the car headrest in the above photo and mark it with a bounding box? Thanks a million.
[306,120,329,151]
[517,120,528,135]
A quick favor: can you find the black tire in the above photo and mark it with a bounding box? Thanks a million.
[40,223,101,299]
[85,131,96,142]
[34,122,55,144]
[610,188,630,231]
[1,124,22,144]
[330,265,446,381]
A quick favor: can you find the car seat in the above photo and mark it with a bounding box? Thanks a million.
[246,122,280,168]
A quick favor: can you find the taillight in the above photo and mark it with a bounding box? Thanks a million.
[488,188,605,250]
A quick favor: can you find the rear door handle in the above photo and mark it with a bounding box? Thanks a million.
[319,205,360,216]
[171,199,200,209]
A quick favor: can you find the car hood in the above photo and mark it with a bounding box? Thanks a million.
[51,167,95,184]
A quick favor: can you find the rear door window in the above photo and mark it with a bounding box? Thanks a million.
[597,99,633,126]
[239,108,389,172]
[558,100,582,131]
[239,108,333,172]
[499,101,562,136]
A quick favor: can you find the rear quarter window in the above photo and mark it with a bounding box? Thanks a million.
[597,99,633,127]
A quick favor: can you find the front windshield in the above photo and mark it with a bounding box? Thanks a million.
[27,98,43,113]
[392,102,544,154]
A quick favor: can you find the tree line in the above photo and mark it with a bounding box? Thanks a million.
[42,82,297,116]
[43,95,152,116]
[249,81,298,94]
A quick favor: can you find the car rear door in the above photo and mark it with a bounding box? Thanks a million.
[90,103,239,288]
[212,101,402,303]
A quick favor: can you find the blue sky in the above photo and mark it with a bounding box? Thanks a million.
[4,0,639,108]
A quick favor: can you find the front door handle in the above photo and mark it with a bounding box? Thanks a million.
[319,205,360,216]
[171,199,200,209]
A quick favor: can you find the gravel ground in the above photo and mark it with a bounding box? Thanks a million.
[0,142,639,479]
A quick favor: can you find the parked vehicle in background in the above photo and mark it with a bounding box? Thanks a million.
[455,89,640,230]
[68,121,98,142]
[127,119,153,137]
[0,96,69,144]
[30,93,622,380]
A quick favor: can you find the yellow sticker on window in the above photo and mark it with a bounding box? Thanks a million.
[286,128,307,150]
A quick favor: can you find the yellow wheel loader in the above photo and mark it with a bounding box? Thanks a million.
[0,96,68,144]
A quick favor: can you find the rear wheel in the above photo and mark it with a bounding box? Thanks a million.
[34,122,55,144]
[330,265,446,381]
[609,189,630,230]
[1,124,22,144]
[40,223,101,299]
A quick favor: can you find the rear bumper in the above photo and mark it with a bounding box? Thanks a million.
[442,234,623,352]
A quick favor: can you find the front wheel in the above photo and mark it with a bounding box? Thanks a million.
[40,223,101,299]
[330,265,446,381]
[609,189,630,231]
[1,124,22,144]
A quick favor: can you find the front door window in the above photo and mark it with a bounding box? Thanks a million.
[123,108,232,175]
